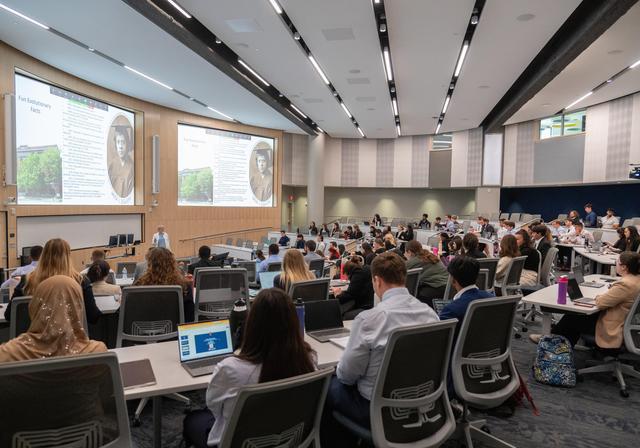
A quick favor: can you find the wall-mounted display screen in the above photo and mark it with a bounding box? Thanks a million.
[14,73,135,205]
[178,123,275,207]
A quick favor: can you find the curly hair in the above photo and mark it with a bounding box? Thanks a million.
[135,247,188,290]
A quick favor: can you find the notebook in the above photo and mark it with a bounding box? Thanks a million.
[120,359,156,389]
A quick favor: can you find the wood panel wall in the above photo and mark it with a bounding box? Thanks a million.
[0,41,282,269]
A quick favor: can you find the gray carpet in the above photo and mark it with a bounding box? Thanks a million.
[130,319,640,447]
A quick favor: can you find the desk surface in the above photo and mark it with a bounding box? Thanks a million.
[0,295,119,324]
[573,246,618,266]
[522,274,607,315]
[112,321,350,400]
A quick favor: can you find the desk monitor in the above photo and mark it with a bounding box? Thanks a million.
[118,234,127,246]
[127,234,134,245]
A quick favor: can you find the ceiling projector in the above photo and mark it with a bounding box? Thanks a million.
[630,164,640,180]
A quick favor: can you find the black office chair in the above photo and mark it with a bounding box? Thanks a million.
[10,296,88,339]
[476,268,490,290]
[218,368,333,448]
[267,262,282,272]
[0,352,132,448]
[232,260,258,283]
[476,258,499,292]
[225,237,233,246]
[451,296,521,448]
[334,320,458,447]
[288,278,331,303]
[194,268,249,321]
[405,267,422,297]
[308,258,325,278]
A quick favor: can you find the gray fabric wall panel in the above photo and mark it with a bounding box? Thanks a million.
[515,121,535,185]
[411,135,429,187]
[606,95,633,180]
[467,128,483,186]
[376,139,394,187]
[291,134,308,185]
[534,134,585,184]
[341,139,359,186]
[282,133,293,185]
[429,150,452,188]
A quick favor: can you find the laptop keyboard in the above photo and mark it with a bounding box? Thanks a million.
[187,358,222,369]
[311,328,349,337]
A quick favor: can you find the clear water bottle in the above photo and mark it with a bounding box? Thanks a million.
[295,298,305,335]
[122,267,128,278]
[229,298,248,349]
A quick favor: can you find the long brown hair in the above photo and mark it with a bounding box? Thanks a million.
[135,247,188,290]
[239,288,315,382]
[499,234,520,258]
[281,250,315,286]
[25,238,82,294]
[405,240,438,264]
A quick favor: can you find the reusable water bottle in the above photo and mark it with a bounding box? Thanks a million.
[340,261,347,281]
[229,298,248,349]
[557,276,568,304]
[295,299,305,335]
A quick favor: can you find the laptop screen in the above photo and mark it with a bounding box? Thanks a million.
[304,300,343,332]
[567,278,583,301]
[259,271,279,289]
[178,320,233,362]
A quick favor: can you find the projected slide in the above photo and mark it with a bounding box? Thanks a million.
[14,73,135,205]
[178,124,274,207]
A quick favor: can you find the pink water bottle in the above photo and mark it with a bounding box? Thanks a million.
[557,276,568,304]
[432,246,439,256]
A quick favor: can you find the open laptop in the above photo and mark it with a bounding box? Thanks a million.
[178,320,234,377]
[259,271,279,289]
[567,277,596,306]
[573,270,604,288]
[305,299,350,342]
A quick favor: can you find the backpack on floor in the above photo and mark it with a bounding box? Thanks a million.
[532,335,576,387]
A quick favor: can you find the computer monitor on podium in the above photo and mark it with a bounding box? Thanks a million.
[108,235,118,247]
[118,234,127,246]
[127,234,134,245]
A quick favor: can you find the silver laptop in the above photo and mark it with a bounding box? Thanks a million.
[305,300,350,343]
[573,270,604,288]
[259,271,279,289]
[178,320,234,377]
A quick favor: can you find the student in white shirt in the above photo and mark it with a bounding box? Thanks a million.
[321,252,439,447]
[79,249,115,284]
[0,245,42,290]
[601,208,620,229]
[560,222,594,245]
[183,288,316,448]
[550,220,567,237]
[152,225,171,251]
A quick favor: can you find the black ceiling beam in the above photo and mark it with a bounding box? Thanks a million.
[481,0,639,133]
[121,0,317,135]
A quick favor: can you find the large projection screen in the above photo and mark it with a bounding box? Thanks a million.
[14,72,135,205]
[178,123,275,207]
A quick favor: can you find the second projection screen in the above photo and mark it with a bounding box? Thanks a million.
[178,124,275,207]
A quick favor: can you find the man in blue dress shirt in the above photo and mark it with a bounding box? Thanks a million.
[584,203,597,228]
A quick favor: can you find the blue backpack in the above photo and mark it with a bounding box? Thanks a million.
[532,335,576,387]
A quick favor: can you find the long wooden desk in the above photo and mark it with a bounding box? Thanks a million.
[522,274,607,334]
[111,321,350,447]
[211,244,254,261]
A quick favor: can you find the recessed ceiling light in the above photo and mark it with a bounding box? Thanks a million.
[0,3,49,29]
[392,98,398,116]
[396,124,401,136]
[454,42,469,77]
[268,0,283,14]
[478,85,490,89]
[340,102,353,118]
[367,107,375,111]
[290,103,307,119]
[349,69,361,74]
[435,123,441,134]
[215,38,222,44]
[607,49,622,55]
[541,103,551,106]
[308,55,330,85]
[166,0,191,19]
[565,91,593,110]
[516,13,535,22]
[383,47,393,81]
[631,59,640,69]
[293,31,301,40]
[124,66,173,90]
[357,127,365,137]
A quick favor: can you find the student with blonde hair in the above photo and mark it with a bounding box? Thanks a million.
[274,249,315,291]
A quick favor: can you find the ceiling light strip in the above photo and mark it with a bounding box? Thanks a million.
[124,65,173,90]
[207,106,234,121]
[383,47,393,82]
[290,103,308,119]
[268,0,283,14]
[565,91,592,110]
[238,59,270,87]
[308,55,330,85]
[0,2,49,29]
[453,43,469,77]
[166,0,191,19]
[630,59,640,69]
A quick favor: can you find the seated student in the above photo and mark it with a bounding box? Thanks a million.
[434,216,445,230]
[320,223,331,237]
[405,240,448,306]
[79,248,116,284]
[451,215,462,232]
[503,220,516,235]
[294,233,305,249]
[330,222,341,237]
[273,250,315,291]
[601,208,619,229]
[183,288,316,448]
[605,228,627,252]
[438,232,451,257]
[338,244,347,257]
[621,226,640,252]
[327,241,341,260]
[0,244,43,290]
[515,230,540,286]
[332,257,374,318]
[5,238,102,326]
[383,225,393,236]
[87,260,122,297]
[309,221,319,236]
[535,252,640,347]
[445,215,456,233]
[361,242,376,266]
[395,224,407,241]
[352,224,364,240]
[462,233,487,259]
[188,245,216,275]
[531,224,552,263]
[584,203,597,228]
[257,244,281,273]
[278,230,290,247]
[419,213,431,229]
[303,240,323,263]
[315,234,326,254]
[255,249,265,264]
[372,238,385,255]
[383,233,397,250]
[374,228,383,239]
[568,209,581,223]
[368,225,376,237]
[550,219,567,237]
[495,234,520,284]
[134,247,195,322]
[560,222,594,245]
[371,213,382,226]
[479,216,497,239]
[343,226,354,240]
[439,256,495,334]
[442,235,462,267]
[405,224,415,242]
[322,252,439,447]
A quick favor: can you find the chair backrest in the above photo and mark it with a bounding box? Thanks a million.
[117,286,184,347]
[451,295,521,409]
[476,258,499,291]
[288,278,331,303]
[405,268,422,297]
[592,230,603,242]
[503,256,528,289]
[236,238,245,247]
[0,352,132,448]
[10,296,89,339]
[476,268,489,290]
[442,275,457,301]
[622,219,635,228]
[427,235,440,248]
[308,258,325,277]
[557,213,567,221]
[115,262,137,277]
[233,261,257,283]
[499,213,509,220]
[195,268,249,321]
[220,368,333,448]
[509,213,521,222]
[9,296,32,339]
[624,294,640,356]
[462,220,471,233]
[370,320,457,447]
[539,247,559,287]
[267,262,282,272]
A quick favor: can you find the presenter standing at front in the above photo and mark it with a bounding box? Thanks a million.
[152,225,171,251]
